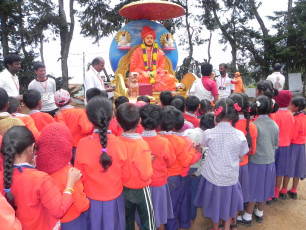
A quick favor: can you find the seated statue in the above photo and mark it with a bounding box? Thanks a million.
[129,26,176,92]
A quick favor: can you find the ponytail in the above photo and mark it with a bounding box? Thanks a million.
[98,117,112,172]
[86,96,113,172]
[244,109,253,154]
[1,126,35,209]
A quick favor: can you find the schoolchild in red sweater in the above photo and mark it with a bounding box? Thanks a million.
[273,90,295,200]
[116,102,155,230]
[85,87,108,104]
[36,122,89,230]
[183,96,200,128]
[140,104,176,229]
[54,89,93,164]
[0,192,22,230]
[172,108,201,230]
[109,96,129,136]
[23,89,58,131]
[159,106,195,230]
[229,93,258,205]
[0,126,82,230]
[75,96,127,230]
[281,97,306,199]
[7,97,40,140]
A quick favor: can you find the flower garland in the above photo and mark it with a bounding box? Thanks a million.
[141,42,158,84]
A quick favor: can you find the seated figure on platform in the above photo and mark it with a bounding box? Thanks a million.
[130,26,176,92]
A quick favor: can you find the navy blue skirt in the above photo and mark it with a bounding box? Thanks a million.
[275,146,291,177]
[248,162,275,202]
[287,143,306,179]
[88,194,125,230]
[239,164,250,203]
[194,176,243,224]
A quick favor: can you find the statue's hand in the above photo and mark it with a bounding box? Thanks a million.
[142,71,151,79]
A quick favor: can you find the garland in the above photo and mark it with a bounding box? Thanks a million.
[141,42,158,84]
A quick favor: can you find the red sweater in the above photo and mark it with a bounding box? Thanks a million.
[291,112,306,144]
[235,119,258,166]
[50,165,89,223]
[275,109,295,146]
[179,135,201,177]
[161,134,195,177]
[142,135,176,187]
[55,108,93,147]
[183,113,200,128]
[29,112,55,132]
[118,136,153,189]
[0,193,22,230]
[0,168,73,230]
[109,117,144,136]
[75,133,128,200]
[14,115,40,140]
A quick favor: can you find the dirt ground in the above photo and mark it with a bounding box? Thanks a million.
[189,180,306,230]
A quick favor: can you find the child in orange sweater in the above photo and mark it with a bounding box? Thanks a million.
[116,102,155,230]
[159,106,195,230]
[23,89,58,131]
[7,97,40,140]
[36,122,89,230]
[54,89,93,165]
[0,126,82,230]
[140,104,176,229]
[75,96,127,230]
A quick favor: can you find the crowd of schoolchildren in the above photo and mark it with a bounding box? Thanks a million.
[0,77,305,230]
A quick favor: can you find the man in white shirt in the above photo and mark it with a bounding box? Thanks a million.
[84,57,113,102]
[0,54,22,100]
[215,63,235,99]
[267,63,285,90]
[28,62,58,117]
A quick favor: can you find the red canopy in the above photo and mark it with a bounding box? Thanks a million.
[119,0,185,20]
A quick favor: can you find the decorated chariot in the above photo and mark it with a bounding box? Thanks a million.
[109,0,196,102]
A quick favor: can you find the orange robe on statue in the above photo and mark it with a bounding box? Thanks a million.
[130,46,177,92]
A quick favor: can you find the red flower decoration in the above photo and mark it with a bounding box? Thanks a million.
[214,106,223,116]
[248,107,251,113]
[234,103,241,112]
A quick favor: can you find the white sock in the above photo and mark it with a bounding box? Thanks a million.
[242,212,252,221]
[254,208,263,217]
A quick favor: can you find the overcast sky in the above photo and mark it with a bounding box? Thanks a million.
[43,0,289,84]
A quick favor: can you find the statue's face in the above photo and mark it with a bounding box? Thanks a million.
[144,34,154,46]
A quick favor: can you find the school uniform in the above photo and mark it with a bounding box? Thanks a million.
[75,132,127,230]
[0,165,74,230]
[174,133,201,229]
[235,116,258,203]
[141,130,176,228]
[0,193,22,230]
[194,122,249,224]
[183,112,200,128]
[274,108,295,177]
[118,132,155,230]
[287,112,306,179]
[249,115,279,202]
[12,113,40,140]
[50,165,90,230]
[29,110,55,131]
[159,131,195,230]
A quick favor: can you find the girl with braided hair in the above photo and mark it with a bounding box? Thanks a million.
[238,95,279,226]
[229,93,258,205]
[194,98,249,230]
[0,126,82,230]
[74,96,127,230]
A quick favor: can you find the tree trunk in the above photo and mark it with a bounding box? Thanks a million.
[0,13,10,55]
[40,33,45,64]
[249,0,270,78]
[285,0,293,90]
[184,0,193,75]
[58,0,75,89]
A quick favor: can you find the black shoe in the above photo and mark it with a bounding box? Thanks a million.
[272,197,278,202]
[279,192,287,200]
[287,191,298,199]
[237,215,252,226]
[266,200,272,205]
[253,212,264,223]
